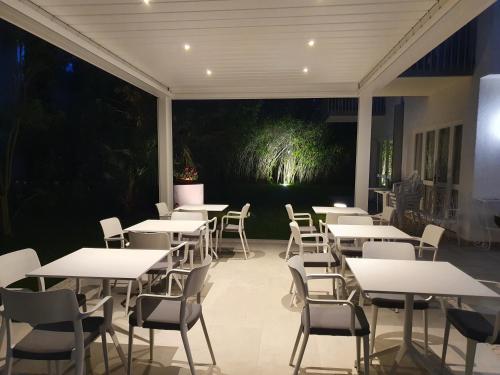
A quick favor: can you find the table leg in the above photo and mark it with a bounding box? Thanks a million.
[205,226,210,261]
[103,279,128,372]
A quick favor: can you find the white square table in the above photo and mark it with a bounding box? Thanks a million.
[347,258,500,374]
[27,248,169,371]
[175,204,228,212]
[327,224,412,241]
[313,206,368,215]
[125,219,209,260]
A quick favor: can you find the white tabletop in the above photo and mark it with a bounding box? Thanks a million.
[347,258,500,298]
[176,204,228,212]
[125,219,206,233]
[313,206,368,215]
[328,224,412,240]
[27,248,168,280]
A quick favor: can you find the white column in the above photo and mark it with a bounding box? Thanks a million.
[354,93,373,210]
[157,95,174,208]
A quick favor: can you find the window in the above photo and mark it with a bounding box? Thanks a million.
[414,133,423,175]
[424,131,435,180]
[452,125,463,184]
[436,127,450,183]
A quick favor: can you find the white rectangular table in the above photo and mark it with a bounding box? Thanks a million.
[27,248,169,371]
[125,219,209,260]
[313,206,368,215]
[347,258,500,374]
[176,204,228,212]
[327,224,412,241]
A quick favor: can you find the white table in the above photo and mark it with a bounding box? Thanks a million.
[373,190,390,212]
[125,219,209,260]
[27,248,169,371]
[176,204,228,212]
[313,206,368,215]
[327,224,412,241]
[347,258,500,374]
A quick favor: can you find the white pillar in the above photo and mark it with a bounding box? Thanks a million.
[354,93,373,210]
[157,95,174,208]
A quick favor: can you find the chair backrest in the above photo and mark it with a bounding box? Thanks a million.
[128,231,171,250]
[287,256,308,302]
[325,213,340,225]
[333,202,347,208]
[0,288,80,325]
[285,204,294,220]
[171,211,204,221]
[338,215,373,225]
[421,224,445,248]
[363,242,415,260]
[156,202,170,217]
[289,221,302,247]
[183,255,212,298]
[381,206,395,224]
[99,217,124,238]
[0,249,43,289]
[241,203,251,218]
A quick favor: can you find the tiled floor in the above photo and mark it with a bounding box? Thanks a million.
[2,238,500,374]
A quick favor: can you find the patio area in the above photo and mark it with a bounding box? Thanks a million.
[2,238,500,375]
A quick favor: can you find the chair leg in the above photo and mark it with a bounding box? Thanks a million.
[124,281,133,316]
[127,326,134,375]
[356,336,361,370]
[239,231,248,259]
[215,230,219,254]
[286,234,294,259]
[180,326,197,375]
[423,309,429,354]
[363,335,370,374]
[441,319,451,368]
[149,329,154,361]
[200,313,216,365]
[370,306,379,355]
[0,316,5,351]
[289,324,303,366]
[242,230,250,253]
[341,255,346,276]
[293,329,309,375]
[465,339,477,375]
[4,350,13,375]
[101,328,109,375]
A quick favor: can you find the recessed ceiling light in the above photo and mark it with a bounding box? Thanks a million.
[184,43,191,51]
[206,69,212,76]
[143,0,150,4]
[308,39,315,47]
[303,67,309,73]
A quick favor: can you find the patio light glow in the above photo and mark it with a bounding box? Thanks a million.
[206,69,212,76]
[143,0,150,4]
[308,39,315,47]
[184,44,191,51]
[303,67,309,73]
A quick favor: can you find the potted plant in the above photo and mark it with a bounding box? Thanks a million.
[173,146,204,206]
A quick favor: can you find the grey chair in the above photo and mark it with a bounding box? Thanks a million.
[362,242,431,355]
[127,255,216,375]
[128,231,188,294]
[441,280,500,375]
[0,288,111,375]
[287,256,370,375]
[0,249,87,349]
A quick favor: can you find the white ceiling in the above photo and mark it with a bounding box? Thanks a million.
[31,0,437,97]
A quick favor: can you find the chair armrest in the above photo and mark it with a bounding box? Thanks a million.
[307,273,348,296]
[135,293,183,326]
[301,232,328,245]
[293,217,311,222]
[104,237,125,242]
[477,279,500,287]
[227,211,241,216]
[170,241,188,253]
[207,217,217,232]
[79,296,112,319]
[306,297,357,335]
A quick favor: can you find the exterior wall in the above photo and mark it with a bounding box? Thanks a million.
[400,2,500,242]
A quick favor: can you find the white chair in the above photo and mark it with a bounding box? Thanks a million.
[128,232,189,300]
[336,215,374,276]
[0,249,87,348]
[100,217,129,248]
[170,211,204,262]
[178,209,218,259]
[371,206,395,225]
[319,213,340,241]
[413,224,445,261]
[285,204,317,259]
[362,242,431,356]
[288,221,341,305]
[156,202,171,220]
[218,203,251,259]
[0,288,111,375]
[127,256,215,375]
[287,256,370,375]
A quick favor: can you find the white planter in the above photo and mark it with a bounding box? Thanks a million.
[173,183,204,207]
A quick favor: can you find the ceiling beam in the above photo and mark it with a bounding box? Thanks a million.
[359,0,496,95]
[0,0,171,97]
